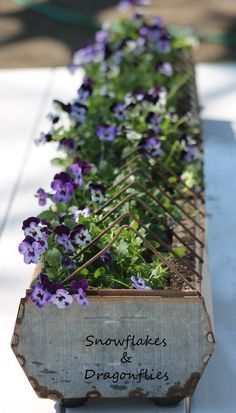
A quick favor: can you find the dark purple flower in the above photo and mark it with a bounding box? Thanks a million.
[35,131,52,145]
[156,61,173,76]
[70,163,83,187]
[18,236,43,264]
[148,86,167,105]
[35,188,49,206]
[55,225,74,253]
[70,224,91,247]
[51,172,74,204]
[89,183,106,204]
[70,279,89,292]
[49,288,73,309]
[77,82,93,104]
[111,103,127,121]
[30,283,51,308]
[73,157,92,174]
[70,103,87,124]
[146,112,161,134]
[38,273,64,294]
[73,205,92,221]
[59,138,75,154]
[48,113,60,124]
[140,137,162,158]
[22,217,41,238]
[96,125,118,141]
[61,256,76,270]
[131,275,151,290]
[73,288,89,306]
[100,250,113,264]
[157,34,172,53]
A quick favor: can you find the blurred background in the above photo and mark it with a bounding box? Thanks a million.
[1,0,236,68]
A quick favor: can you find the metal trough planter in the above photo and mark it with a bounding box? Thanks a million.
[12,267,215,410]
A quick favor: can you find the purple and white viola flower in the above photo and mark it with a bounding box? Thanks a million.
[96,125,118,141]
[146,112,161,134]
[73,288,89,306]
[70,163,83,187]
[72,157,92,174]
[131,275,151,290]
[18,236,43,264]
[77,78,93,103]
[70,103,87,124]
[148,86,167,107]
[30,283,51,308]
[34,131,52,145]
[72,43,104,68]
[51,172,74,204]
[22,217,42,240]
[70,224,91,247]
[55,225,74,253]
[156,61,173,77]
[100,249,113,264]
[49,288,73,309]
[58,138,75,154]
[35,188,49,206]
[110,102,127,121]
[140,137,163,158]
[183,145,201,162]
[89,183,106,204]
[73,206,92,222]
[47,112,60,125]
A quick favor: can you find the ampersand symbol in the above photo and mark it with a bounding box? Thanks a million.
[120,352,132,363]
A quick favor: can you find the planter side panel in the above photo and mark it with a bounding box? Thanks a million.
[12,296,215,400]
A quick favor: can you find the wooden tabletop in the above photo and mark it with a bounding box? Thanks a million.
[0,64,236,412]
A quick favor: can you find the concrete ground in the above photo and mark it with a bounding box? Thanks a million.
[0,0,236,68]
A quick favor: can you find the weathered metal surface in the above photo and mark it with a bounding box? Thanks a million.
[12,294,215,401]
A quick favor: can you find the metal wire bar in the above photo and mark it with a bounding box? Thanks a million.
[96,182,204,247]
[98,193,204,266]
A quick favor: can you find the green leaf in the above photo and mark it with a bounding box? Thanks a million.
[80,268,89,276]
[173,246,187,257]
[94,267,105,279]
[37,210,57,220]
[45,248,62,267]
[56,202,67,214]
[51,157,65,166]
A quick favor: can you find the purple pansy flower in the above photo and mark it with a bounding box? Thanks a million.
[183,145,200,162]
[73,157,92,174]
[156,61,173,77]
[73,205,92,221]
[111,103,127,121]
[38,273,64,294]
[22,217,42,240]
[70,103,87,124]
[100,250,113,264]
[70,163,83,187]
[89,183,106,204]
[35,188,49,206]
[70,279,89,292]
[131,275,151,290]
[70,224,91,247]
[18,236,43,264]
[58,138,75,154]
[51,172,74,204]
[61,256,76,270]
[140,137,163,158]
[30,283,51,308]
[118,0,151,10]
[148,86,167,106]
[157,34,172,53]
[72,44,104,68]
[49,288,73,309]
[55,225,74,253]
[47,112,60,124]
[73,288,89,306]
[77,78,93,103]
[96,125,118,141]
[146,112,161,133]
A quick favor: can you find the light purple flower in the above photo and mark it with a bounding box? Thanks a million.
[118,0,151,11]
[30,283,51,308]
[95,29,109,46]
[72,157,92,174]
[70,224,91,247]
[131,275,151,290]
[34,131,52,145]
[18,236,43,264]
[70,103,87,124]
[183,145,200,162]
[55,225,74,253]
[96,125,118,141]
[51,172,74,204]
[22,217,42,240]
[146,112,161,133]
[111,102,127,121]
[140,137,162,157]
[73,206,92,221]
[157,34,172,53]
[35,188,49,206]
[61,256,76,270]
[49,288,73,309]
[72,44,104,67]
[156,61,173,76]
[77,78,93,103]
[70,163,83,187]
[73,288,89,306]
[89,183,106,204]
[100,250,113,264]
